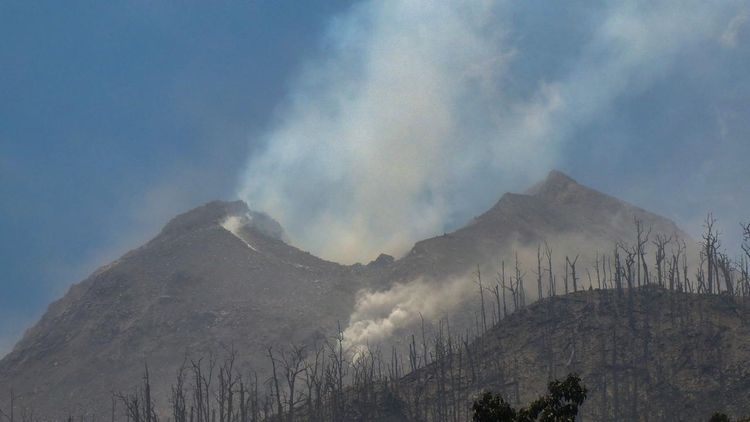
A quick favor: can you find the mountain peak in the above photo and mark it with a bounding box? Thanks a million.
[545,169,576,184]
[525,170,578,197]
[1,170,699,418]
[159,200,250,238]
[157,200,289,243]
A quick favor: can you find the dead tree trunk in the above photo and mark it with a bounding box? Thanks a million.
[653,234,671,288]
[171,360,188,422]
[567,255,579,293]
[475,266,487,334]
[497,261,508,319]
[537,244,544,301]
[281,345,306,422]
[266,347,284,421]
[635,218,652,287]
[702,214,720,294]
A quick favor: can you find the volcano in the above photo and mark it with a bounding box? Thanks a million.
[0,171,701,417]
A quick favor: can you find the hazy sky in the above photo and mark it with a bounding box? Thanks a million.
[1,1,749,356]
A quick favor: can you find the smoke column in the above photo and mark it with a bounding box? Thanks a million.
[237,0,742,264]
[237,1,561,263]
[343,275,475,351]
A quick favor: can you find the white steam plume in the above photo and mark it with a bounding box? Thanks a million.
[238,1,558,263]
[237,1,742,264]
[221,214,259,251]
[343,276,474,352]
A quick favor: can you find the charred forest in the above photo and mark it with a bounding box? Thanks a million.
[2,216,750,421]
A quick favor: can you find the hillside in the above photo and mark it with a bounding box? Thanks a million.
[0,201,364,417]
[342,171,697,354]
[0,171,711,419]
[382,170,692,286]
[392,287,750,421]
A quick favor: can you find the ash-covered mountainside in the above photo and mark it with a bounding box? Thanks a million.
[0,170,701,418]
[0,201,363,416]
[393,287,750,421]
[383,170,692,287]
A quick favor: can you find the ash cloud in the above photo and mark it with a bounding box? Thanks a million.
[237,0,745,264]
[237,1,557,263]
[343,275,475,352]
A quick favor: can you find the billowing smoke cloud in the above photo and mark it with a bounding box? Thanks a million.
[237,0,744,264]
[343,276,474,352]
[221,215,260,251]
[237,1,559,263]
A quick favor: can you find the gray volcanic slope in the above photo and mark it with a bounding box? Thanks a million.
[398,288,750,421]
[0,201,366,416]
[383,170,693,286]
[0,171,696,416]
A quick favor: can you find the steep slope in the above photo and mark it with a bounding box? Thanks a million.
[384,170,692,287]
[0,201,362,417]
[0,170,700,418]
[340,170,697,355]
[395,288,750,421]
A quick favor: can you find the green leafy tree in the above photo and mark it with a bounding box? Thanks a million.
[473,374,587,422]
[473,391,517,421]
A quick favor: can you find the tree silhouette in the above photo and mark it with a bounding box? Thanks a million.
[473,374,587,422]
[473,391,517,421]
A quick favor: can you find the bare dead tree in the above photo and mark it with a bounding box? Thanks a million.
[682,239,691,293]
[171,358,188,422]
[653,234,672,288]
[717,252,734,296]
[266,346,284,421]
[144,363,156,422]
[304,342,325,421]
[241,370,260,422]
[116,364,158,422]
[668,238,684,292]
[537,244,544,301]
[238,379,247,422]
[409,334,418,374]
[496,261,508,319]
[696,252,707,294]
[613,247,623,296]
[217,347,238,422]
[419,313,429,368]
[514,252,526,309]
[280,344,306,421]
[567,255,579,293]
[112,392,117,422]
[462,331,476,386]
[634,218,652,287]
[191,354,216,422]
[545,242,555,297]
[739,254,750,300]
[701,214,721,294]
[474,266,488,334]
[492,283,502,325]
[327,322,347,421]
[621,244,635,292]
[564,256,569,295]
